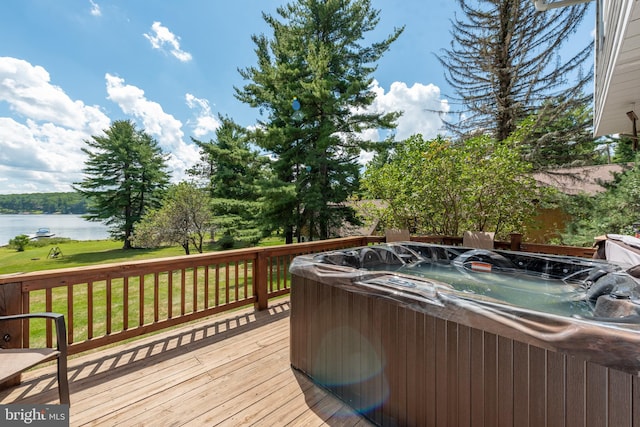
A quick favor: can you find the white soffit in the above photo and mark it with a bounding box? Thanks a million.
[595,2,640,137]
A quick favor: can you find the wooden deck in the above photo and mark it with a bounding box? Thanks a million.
[0,299,372,426]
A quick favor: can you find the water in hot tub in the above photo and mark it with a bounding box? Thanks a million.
[395,261,595,318]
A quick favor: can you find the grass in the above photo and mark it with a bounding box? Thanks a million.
[0,236,286,275]
[0,240,186,275]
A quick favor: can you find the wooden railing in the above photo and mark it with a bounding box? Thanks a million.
[0,236,383,356]
[0,234,594,357]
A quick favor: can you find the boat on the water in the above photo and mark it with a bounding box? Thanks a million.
[30,227,55,239]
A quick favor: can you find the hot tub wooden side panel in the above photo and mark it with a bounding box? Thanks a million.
[290,275,639,427]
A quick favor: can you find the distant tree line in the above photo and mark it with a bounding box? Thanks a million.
[0,192,88,214]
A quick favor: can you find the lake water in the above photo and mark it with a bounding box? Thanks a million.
[0,214,110,245]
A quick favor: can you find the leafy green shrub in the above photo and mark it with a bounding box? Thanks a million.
[217,233,235,250]
[362,134,540,238]
[9,234,30,252]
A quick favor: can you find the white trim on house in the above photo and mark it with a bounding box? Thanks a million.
[532,0,593,11]
[594,0,640,137]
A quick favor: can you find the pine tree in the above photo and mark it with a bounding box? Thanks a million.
[613,136,637,163]
[439,0,593,168]
[518,101,598,167]
[74,120,170,249]
[236,0,403,242]
[188,116,268,244]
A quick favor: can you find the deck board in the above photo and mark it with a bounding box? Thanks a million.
[0,299,372,426]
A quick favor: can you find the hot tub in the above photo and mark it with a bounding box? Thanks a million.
[289,242,640,426]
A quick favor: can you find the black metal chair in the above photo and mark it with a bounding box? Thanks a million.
[0,313,70,405]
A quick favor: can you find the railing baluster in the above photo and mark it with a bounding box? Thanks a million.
[123,276,129,330]
[204,265,210,309]
[266,256,273,292]
[181,269,186,316]
[106,277,112,335]
[67,285,74,344]
[88,281,94,340]
[234,262,239,302]
[244,261,248,300]
[276,256,281,291]
[139,275,144,326]
[168,270,173,319]
[22,292,30,348]
[193,266,198,312]
[225,263,230,304]
[46,288,52,347]
[215,264,220,307]
[154,272,160,323]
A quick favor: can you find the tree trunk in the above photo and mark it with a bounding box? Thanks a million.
[285,226,293,245]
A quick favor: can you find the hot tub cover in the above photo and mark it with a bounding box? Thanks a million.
[290,242,640,375]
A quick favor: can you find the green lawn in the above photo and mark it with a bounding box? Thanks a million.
[0,240,184,275]
[0,236,286,275]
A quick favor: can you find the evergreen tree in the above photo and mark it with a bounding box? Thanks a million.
[518,101,599,168]
[613,136,637,163]
[236,0,403,243]
[439,0,593,168]
[74,120,170,249]
[188,116,268,244]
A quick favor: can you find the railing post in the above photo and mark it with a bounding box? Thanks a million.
[254,251,269,311]
[0,282,25,388]
[510,233,523,251]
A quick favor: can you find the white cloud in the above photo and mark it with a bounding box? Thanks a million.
[355,80,449,164]
[0,60,201,193]
[0,57,111,193]
[185,93,221,138]
[0,57,109,135]
[0,118,98,192]
[89,0,101,17]
[105,74,200,182]
[143,22,192,62]
[367,80,449,141]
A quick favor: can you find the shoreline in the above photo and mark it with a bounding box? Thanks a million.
[1,213,110,246]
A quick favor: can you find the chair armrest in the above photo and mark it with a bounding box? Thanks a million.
[0,313,68,356]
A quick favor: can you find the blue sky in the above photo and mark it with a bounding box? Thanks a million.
[0,0,594,194]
